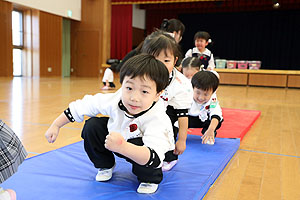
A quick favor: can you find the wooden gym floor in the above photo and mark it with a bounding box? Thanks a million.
[0,77,300,200]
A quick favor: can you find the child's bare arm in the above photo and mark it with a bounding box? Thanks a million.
[174,116,188,155]
[202,118,219,144]
[45,113,70,143]
[105,132,151,165]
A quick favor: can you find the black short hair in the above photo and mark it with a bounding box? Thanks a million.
[160,19,185,37]
[141,30,182,60]
[182,57,201,70]
[109,63,118,73]
[194,31,211,42]
[120,54,169,93]
[191,71,219,92]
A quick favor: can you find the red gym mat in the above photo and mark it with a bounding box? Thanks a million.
[188,108,261,140]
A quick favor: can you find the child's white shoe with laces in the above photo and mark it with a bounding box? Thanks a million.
[95,164,115,181]
[137,182,158,194]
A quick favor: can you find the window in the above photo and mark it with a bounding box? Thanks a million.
[12,10,23,76]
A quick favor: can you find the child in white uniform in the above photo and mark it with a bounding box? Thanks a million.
[141,30,193,171]
[45,54,175,194]
[189,71,223,145]
[102,63,117,90]
[182,57,219,79]
[185,31,216,71]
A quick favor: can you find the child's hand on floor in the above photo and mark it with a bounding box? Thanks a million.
[45,125,60,143]
[174,140,186,155]
[202,129,215,144]
[105,132,126,153]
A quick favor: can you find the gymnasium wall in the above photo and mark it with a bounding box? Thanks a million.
[4,0,81,21]
[71,0,111,77]
[0,0,13,76]
[39,11,62,76]
[132,5,146,49]
[0,0,111,77]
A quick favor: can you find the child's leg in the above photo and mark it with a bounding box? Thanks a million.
[188,115,206,128]
[164,106,178,162]
[124,138,162,193]
[201,119,223,137]
[109,82,116,88]
[116,138,162,184]
[81,117,115,169]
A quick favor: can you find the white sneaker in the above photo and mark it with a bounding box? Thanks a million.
[162,160,178,172]
[95,164,115,182]
[0,188,16,200]
[102,86,109,90]
[137,182,158,194]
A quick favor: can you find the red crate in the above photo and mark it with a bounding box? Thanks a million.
[226,60,237,69]
[237,61,248,69]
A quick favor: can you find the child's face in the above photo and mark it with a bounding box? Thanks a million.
[195,38,208,52]
[183,67,199,80]
[155,49,177,73]
[121,75,162,115]
[193,87,213,105]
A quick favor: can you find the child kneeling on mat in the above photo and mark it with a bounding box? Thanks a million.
[188,71,223,145]
[45,54,175,194]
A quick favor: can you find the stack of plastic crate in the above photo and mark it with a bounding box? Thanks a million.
[215,59,227,69]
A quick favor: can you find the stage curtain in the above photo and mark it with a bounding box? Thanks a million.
[111,5,132,59]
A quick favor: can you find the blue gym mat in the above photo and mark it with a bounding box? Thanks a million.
[1,135,239,200]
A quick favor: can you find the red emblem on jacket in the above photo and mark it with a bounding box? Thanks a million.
[129,124,138,132]
[205,105,210,110]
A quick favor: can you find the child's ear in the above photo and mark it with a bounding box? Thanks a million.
[174,57,178,65]
[155,90,164,100]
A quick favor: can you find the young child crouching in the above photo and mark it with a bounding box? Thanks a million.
[189,71,223,145]
[45,54,175,194]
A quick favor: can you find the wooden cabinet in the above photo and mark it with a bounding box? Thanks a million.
[215,69,300,88]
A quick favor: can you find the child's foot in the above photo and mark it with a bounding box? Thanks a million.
[95,164,115,181]
[102,86,110,90]
[0,188,16,200]
[162,160,178,171]
[137,183,158,194]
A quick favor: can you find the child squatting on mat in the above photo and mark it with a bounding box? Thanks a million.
[45,54,175,194]
[187,71,223,145]
[141,30,193,171]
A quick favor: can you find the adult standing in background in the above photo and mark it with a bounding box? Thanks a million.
[116,19,185,72]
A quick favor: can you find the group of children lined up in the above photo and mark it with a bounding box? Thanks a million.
[0,19,223,199]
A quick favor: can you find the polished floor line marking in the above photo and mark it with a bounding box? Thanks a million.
[239,149,300,158]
